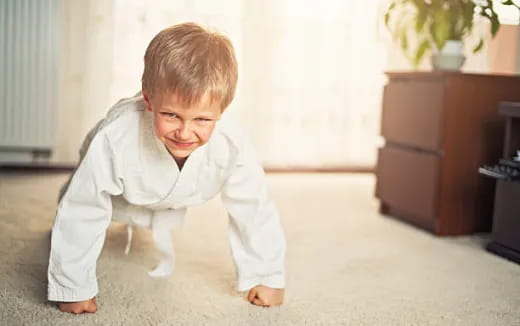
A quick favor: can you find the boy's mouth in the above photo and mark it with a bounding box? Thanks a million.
[169,139,195,148]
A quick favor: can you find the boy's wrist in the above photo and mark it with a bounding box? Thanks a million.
[237,273,285,292]
[48,282,98,303]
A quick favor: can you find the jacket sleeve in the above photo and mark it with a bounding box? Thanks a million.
[220,133,287,292]
[47,131,123,302]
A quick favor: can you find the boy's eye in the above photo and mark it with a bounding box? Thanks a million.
[161,112,177,118]
[196,118,212,122]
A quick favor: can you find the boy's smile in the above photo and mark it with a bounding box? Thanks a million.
[143,90,222,167]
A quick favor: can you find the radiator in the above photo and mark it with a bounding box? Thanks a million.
[0,0,60,163]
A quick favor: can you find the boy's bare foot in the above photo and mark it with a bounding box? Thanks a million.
[57,297,97,314]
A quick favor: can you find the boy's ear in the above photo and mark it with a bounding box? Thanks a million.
[142,89,153,112]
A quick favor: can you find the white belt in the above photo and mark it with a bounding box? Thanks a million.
[111,195,186,278]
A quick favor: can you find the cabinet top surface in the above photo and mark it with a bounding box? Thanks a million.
[385,71,520,80]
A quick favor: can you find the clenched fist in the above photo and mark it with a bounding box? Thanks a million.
[57,297,97,314]
[247,285,284,307]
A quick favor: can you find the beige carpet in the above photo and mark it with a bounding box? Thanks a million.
[0,171,519,326]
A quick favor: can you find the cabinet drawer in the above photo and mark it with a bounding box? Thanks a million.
[381,80,444,151]
[376,146,440,221]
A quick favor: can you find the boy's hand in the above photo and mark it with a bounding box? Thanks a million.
[247,285,284,307]
[57,297,97,314]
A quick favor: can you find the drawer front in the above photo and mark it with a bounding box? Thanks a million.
[381,80,444,151]
[376,146,440,221]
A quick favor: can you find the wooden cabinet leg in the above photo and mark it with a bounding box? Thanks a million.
[379,202,389,215]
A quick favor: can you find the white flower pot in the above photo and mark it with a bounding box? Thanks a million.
[431,40,466,71]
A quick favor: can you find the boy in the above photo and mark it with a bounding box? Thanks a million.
[47,22,286,314]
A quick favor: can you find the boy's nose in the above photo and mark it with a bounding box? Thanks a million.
[176,122,191,140]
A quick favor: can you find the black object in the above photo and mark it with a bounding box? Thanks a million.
[480,102,520,264]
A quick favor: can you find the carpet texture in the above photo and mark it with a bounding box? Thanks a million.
[0,172,519,325]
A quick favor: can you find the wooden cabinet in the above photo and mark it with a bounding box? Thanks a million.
[375,72,520,236]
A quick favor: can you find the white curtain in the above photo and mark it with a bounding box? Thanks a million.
[108,0,388,168]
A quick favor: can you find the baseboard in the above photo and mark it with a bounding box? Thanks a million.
[0,162,76,172]
[265,166,375,173]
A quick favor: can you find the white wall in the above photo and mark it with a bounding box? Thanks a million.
[54,0,388,167]
[51,0,114,164]
[51,0,520,166]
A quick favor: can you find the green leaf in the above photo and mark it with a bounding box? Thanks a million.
[414,39,430,68]
[490,13,500,36]
[432,9,451,49]
[411,0,425,10]
[473,38,484,53]
[462,2,475,35]
[385,2,397,29]
[480,8,491,19]
[415,11,427,33]
[430,0,441,11]
[400,30,409,51]
[502,0,514,5]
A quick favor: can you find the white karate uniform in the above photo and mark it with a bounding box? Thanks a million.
[47,93,286,302]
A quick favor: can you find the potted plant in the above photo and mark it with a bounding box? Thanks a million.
[384,0,517,70]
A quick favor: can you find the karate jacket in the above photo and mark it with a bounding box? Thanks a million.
[47,93,286,302]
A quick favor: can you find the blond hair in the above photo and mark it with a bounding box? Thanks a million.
[142,22,238,111]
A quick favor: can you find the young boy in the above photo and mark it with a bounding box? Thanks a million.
[47,22,286,314]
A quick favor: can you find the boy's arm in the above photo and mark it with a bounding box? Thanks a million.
[220,134,286,293]
[48,132,123,302]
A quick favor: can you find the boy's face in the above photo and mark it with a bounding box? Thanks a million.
[143,90,222,163]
